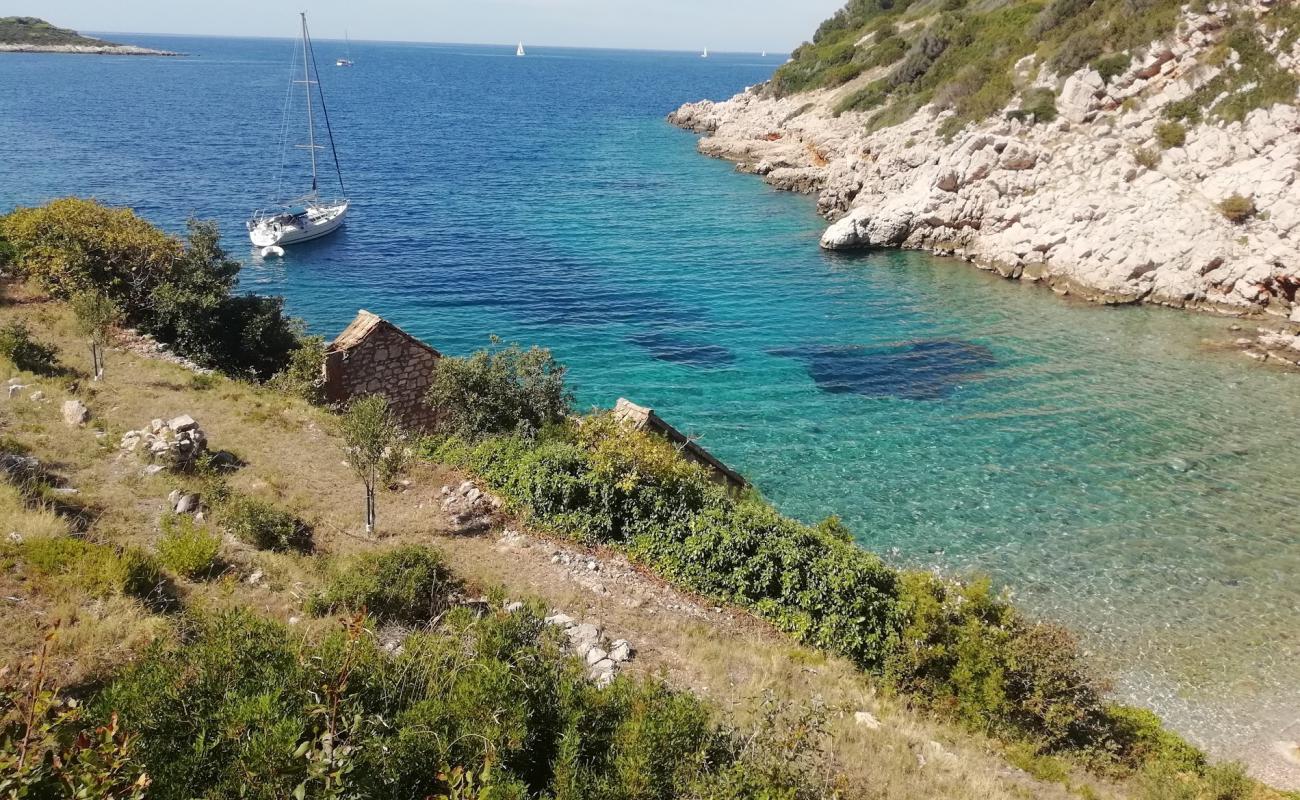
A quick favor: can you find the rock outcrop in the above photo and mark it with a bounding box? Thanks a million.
[670,5,1300,320]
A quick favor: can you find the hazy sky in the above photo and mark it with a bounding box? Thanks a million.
[7,1,848,52]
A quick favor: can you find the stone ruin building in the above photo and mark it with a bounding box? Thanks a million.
[322,312,751,491]
[324,310,441,430]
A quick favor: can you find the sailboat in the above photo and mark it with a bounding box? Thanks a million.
[701,46,708,58]
[247,13,349,249]
[517,41,526,57]
[336,30,353,66]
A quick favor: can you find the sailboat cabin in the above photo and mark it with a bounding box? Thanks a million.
[324,310,442,430]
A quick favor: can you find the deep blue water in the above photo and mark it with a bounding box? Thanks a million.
[3,35,1298,765]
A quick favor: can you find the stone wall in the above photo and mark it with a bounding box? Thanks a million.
[324,320,440,431]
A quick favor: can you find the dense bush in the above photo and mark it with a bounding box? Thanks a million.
[0,320,59,375]
[85,607,809,800]
[1155,120,1186,149]
[220,493,311,552]
[0,198,311,381]
[7,535,164,604]
[1092,52,1132,83]
[425,337,573,439]
[1133,146,1162,169]
[267,334,328,403]
[307,545,457,625]
[158,514,222,579]
[1217,194,1256,224]
[433,398,1229,775]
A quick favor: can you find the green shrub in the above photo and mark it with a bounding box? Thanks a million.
[11,536,163,603]
[0,199,307,381]
[1010,87,1059,124]
[425,337,573,439]
[1155,121,1186,149]
[0,321,59,375]
[1091,52,1131,83]
[307,545,457,625]
[434,402,1227,773]
[157,514,221,579]
[220,493,310,552]
[1133,147,1162,169]
[1217,194,1256,224]
[88,607,805,800]
[267,334,327,403]
[1103,705,1203,772]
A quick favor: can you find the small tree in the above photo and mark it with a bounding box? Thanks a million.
[70,290,118,380]
[339,395,404,535]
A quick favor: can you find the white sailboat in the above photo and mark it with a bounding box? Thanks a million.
[336,30,353,66]
[701,46,708,58]
[517,41,526,57]
[248,13,349,249]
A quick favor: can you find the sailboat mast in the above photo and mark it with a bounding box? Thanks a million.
[301,12,318,194]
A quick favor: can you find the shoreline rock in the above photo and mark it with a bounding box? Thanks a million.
[0,43,180,56]
[669,4,1300,335]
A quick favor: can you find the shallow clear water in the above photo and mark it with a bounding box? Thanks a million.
[2,35,1297,765]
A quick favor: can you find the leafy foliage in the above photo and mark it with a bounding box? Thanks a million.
[0,198,311,381]
[87,606,811,800]
[157,514,222,579]
[268,334,328,404]
[307,546,457,625]
[6,536,164,604]
[71,290,119,379]
[0,321,60,376]
[220,493,312,552]
[0,627,150,799]
[340,395,407,533]
[430,354,1228,774]
[426,337,573,440]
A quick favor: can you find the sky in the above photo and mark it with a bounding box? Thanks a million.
[6,1,848,52]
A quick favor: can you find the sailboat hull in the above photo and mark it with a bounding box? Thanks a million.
[248,201,349,247]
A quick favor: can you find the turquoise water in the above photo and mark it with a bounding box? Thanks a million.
[2,36,1297,766]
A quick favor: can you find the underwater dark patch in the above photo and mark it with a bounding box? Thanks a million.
[630,331,736,368]
[769,339,996,400]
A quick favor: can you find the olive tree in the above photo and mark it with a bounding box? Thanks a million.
[339,395,405,534]
[70,290,118,380]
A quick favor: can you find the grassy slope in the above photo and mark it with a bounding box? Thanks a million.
[0,16,119,47]
[0,287,1109,800]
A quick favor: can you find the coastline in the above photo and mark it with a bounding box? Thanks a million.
[0,42,179,55]
[668,6,1300,366]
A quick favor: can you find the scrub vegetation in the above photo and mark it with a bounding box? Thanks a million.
[772,0,1300,136]
[0,205,1290,798]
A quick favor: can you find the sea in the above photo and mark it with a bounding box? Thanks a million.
[1,34,1297,776]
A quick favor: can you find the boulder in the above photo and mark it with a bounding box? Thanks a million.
[61,400,90,427]
[854,711,882,730]
[175,493,200,514]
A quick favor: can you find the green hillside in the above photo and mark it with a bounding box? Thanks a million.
[0,16,119,47]
[772,0,1300,137]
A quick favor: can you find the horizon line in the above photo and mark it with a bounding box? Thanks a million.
[83,29,795,55]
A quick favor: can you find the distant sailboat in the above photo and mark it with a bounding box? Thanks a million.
[761,50,768,57]
[336,30,353,66]
[517,41,526,57]
[247,13,349,249]
[701,46,709,58]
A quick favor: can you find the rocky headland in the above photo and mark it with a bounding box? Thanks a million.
[0,16,178,56]
[671,3,1300,336]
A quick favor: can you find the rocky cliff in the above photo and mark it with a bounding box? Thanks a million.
[671,2,1300,320]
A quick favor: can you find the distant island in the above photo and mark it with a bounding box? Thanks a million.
[0,16,178,55]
